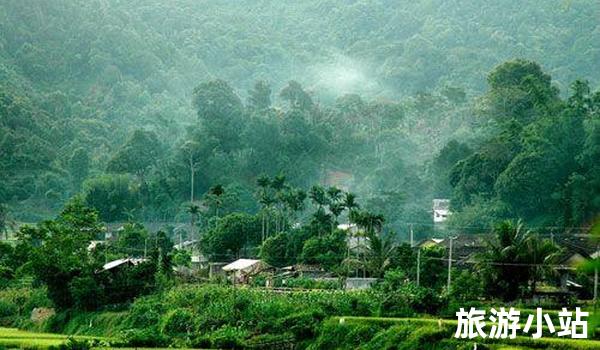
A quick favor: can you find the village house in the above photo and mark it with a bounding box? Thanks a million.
[280,264,330,279]
[432,199,451,224]
[222,259,269,285]
[415,235,486,267]
[100,257,147,273]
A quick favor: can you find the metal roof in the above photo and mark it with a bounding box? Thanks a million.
[102,258,146,271]
[222,259,261,271]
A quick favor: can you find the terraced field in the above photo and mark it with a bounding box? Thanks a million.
[332,316,600,349]
[0,328,106,349]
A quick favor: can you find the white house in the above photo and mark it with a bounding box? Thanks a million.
[433,199,451,223]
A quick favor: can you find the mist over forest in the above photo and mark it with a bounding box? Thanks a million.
[1,0,600,236]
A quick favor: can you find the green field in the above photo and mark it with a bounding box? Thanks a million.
[0,328,105,349]
[332,316,600,350]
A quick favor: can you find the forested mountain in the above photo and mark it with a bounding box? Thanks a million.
[1,0,599,234]
[3,0,598,97]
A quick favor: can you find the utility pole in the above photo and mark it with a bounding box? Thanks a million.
[410,224,414,247]
[416,248,421,287]
[594,268,598,303]
[595,244,599,305]
[447,236,454,292]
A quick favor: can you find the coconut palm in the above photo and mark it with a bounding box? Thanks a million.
[476,220,560,300]
[364,231,397,278]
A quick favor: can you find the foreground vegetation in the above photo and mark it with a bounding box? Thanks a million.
[313,317,600,350]
[3,284,597,349]
[1,177,598,349]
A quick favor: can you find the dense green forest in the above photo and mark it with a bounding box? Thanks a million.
[1,0,600,232]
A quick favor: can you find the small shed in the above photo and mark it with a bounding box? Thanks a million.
[280,264,329,279]
[222,259,267,284]
[416,238,445,249]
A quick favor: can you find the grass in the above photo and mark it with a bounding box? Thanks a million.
[332,316,600,349]
[0,327,106,349]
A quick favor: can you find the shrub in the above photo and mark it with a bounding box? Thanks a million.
[449,270,483,302]
[160,308,195,336]
[279,310,326,341]
[209,325,249,349]
[243,333,295,349]
[376,278,447,317]
[54,338,91,350]
[363,324,412,350]
[125,296,163,328]
[69,275,103,310]
[0,299,17,319]
[121,327,169,347]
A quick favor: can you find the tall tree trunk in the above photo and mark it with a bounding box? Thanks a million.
[266,209,270,238]
[189,157,194,203]
[261,210,265,244]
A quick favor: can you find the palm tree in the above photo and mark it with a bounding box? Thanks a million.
[359,211,384,235]
[343,192,359,212]
[342,192,360,258]
[256,175,272,243]
[328,203,345,233]
[208,184,225,218]
[476,220,560,300]
[310,207,332,237]
[326,186,343,203]
[525,232,562,296]
[326,186,345,234]
[309,185,328,210]
[270,174,287,233]
[351,210,385,277]
[364,231,397,278]
[282,188,306,231]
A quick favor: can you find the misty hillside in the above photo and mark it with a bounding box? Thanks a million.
[1,0,599,234]
[2,1,599,97]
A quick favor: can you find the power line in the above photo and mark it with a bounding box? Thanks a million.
[401,220,593,231]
